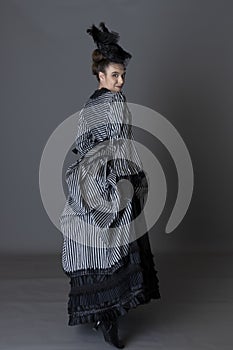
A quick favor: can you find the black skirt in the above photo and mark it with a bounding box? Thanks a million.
[63,195,161,326]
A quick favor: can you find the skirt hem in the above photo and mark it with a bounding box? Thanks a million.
[68,286,161,326]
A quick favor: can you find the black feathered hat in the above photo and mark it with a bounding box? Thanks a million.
[86,22,132,66]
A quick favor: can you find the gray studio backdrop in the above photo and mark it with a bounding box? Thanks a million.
[1,0,232,255]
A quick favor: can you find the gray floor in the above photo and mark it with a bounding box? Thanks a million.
[0,252,232,350]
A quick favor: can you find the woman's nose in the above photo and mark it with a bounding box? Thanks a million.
[118,76,124,85]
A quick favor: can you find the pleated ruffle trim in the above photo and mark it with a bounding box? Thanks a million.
[66,247,161,326]
[68,282,160,326]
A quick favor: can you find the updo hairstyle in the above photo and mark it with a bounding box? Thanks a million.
[91,49,111,82]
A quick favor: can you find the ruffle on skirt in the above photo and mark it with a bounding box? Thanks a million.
[65,233,161,326]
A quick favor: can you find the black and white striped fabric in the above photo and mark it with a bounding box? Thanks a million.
[59,88,148,273]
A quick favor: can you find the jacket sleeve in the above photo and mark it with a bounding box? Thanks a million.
[108,92,148,200]
[71,114,96,157]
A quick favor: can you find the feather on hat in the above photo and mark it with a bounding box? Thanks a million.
[86,22,132,66]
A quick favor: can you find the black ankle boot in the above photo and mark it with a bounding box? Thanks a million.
[94,319,125,349]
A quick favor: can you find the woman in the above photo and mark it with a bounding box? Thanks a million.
[59,22,161,349]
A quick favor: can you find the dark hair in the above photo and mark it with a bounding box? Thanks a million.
[91,48,125,82]
[91,49,110,82]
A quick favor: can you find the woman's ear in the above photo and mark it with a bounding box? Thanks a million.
[99,71,105,81]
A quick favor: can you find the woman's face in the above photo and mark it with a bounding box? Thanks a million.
[98,63,126,93]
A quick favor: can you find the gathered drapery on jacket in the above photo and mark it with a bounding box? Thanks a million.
[59,88,149,274]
